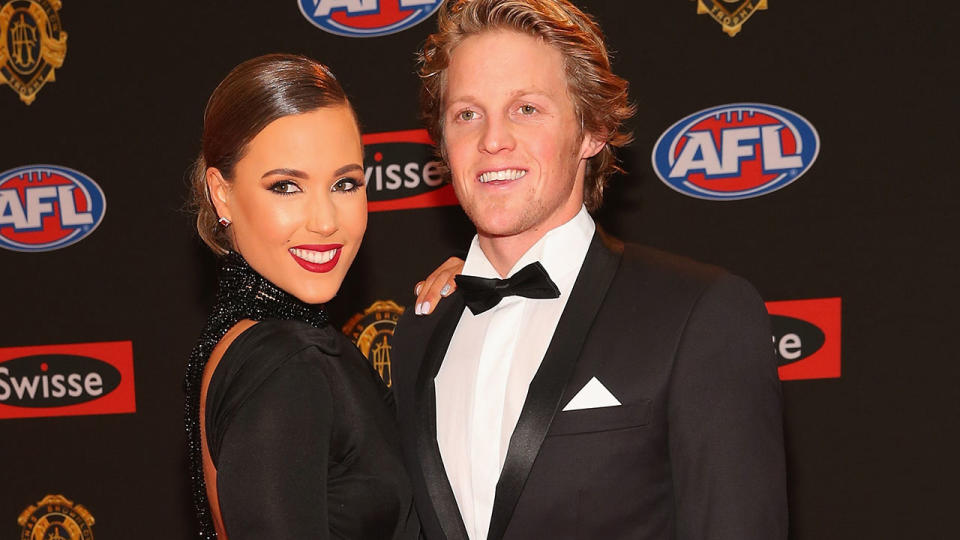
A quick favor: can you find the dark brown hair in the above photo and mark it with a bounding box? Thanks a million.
[418,0,635,211]
[189,54,354,254]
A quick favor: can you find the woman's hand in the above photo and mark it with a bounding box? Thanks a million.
[414,257,464,315]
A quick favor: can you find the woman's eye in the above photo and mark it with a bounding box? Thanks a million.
[269,180,302,194]
[333,177,362,192]
[457,110,476,121]
[519,104,537,115]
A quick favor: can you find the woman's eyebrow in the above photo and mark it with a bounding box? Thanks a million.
[261,168,309,179]
[333,164,363,176]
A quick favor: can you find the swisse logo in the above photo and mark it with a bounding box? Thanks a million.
[652,103,819,200]
[0,341,135,419]
[771,315,824,365]
[363,129,458,212]
[0,165,106,252]
[298,0,442,38]
[765,297,841,381]
[0,355,119,407]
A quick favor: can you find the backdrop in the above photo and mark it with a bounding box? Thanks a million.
[1,1,957,538]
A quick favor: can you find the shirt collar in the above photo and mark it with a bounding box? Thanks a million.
[461,206,595,291]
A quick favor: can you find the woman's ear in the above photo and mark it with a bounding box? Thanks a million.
[206,167,231,221]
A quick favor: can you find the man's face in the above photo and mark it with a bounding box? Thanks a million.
[442,29,602,245]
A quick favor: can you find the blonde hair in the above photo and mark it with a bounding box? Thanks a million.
[418,0,635,211]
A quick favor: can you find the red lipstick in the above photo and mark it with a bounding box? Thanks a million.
[288,244,342,273]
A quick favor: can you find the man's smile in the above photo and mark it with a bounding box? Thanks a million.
[477,168,527,184]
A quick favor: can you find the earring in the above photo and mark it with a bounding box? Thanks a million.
[217,216,232,227]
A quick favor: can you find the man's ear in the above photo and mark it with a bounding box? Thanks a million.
[206,167,231,221]
[580,131,606,160]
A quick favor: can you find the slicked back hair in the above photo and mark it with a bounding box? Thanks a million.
[189,54,354,254]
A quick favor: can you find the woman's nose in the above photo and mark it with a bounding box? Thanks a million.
[306,192,338,236]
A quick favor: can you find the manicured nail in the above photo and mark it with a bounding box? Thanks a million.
[415,282,423,295]
[422,301,431,314]
[415,303,422,315]
[440,284,452,297]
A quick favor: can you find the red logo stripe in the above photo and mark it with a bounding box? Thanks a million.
[362,129,434,145]
[368,184,459,212]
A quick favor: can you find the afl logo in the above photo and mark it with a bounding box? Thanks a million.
[0,165,105,252]
[652,103,819,200]
[298,0,442,38]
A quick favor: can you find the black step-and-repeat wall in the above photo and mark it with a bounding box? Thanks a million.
[1,1,956,538]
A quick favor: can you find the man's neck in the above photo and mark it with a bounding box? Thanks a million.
[476,206,584,277]
[477,230,543,278]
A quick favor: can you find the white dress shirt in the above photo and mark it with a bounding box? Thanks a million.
[435,206,595,540]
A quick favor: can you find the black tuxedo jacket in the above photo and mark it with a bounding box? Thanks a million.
[392,232,787,540]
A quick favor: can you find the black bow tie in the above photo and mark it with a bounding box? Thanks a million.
[454,262,561,315]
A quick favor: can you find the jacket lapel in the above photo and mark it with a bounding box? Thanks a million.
[486,231,623,540]
[414,293,471,540]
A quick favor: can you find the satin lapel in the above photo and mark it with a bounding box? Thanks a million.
[486,231,623,540]
[414,293,470,540]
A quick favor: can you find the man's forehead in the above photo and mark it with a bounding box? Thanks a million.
[442,31,570,106]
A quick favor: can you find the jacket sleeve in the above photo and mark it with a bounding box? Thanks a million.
[667,273,788,540]
[216,350,332,539]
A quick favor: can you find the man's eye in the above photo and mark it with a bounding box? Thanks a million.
[519,104,537,115]
[269,180,302,194]
[458,110,476,121]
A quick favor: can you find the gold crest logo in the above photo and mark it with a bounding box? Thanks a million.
[0,0,67,105]
[17,494,95,540]
[694,0,767,37]
[343,300,405,387]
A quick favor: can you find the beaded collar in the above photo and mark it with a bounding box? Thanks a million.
[183,251,328,538]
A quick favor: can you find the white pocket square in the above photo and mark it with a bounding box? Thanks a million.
[562,377,621,411]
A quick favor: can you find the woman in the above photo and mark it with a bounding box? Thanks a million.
[184,54,455,539]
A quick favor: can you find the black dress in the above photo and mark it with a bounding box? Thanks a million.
[184,252,418,539]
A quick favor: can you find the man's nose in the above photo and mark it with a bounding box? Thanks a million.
[478,115,516,154]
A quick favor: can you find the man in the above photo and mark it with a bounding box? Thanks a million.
[393,1,788,539]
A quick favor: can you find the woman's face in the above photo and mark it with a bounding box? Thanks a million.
[208,105,367,304]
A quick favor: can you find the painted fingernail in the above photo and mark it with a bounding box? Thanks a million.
[440,284,452,297]
[415,282,423,295]
[415,303,422,315]
[422,301,431,314]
